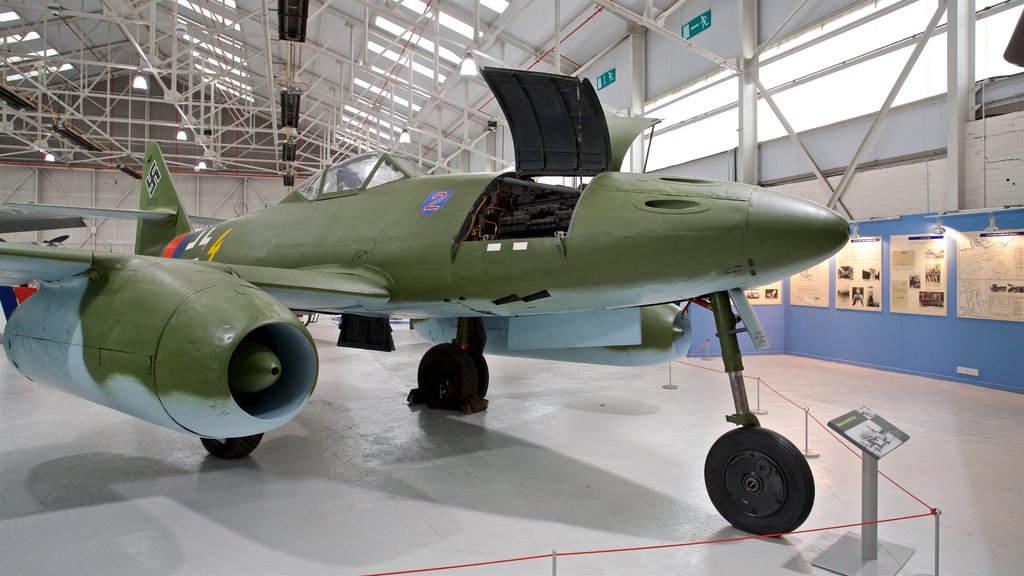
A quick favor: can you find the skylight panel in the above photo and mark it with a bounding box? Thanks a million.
[373,17,461,64]
[6,63,72,82]
[7,49,59,63]
[343,105,401,132]
[479,0,509,14]
[353,77,421,112]
[0,11,20,22]
[438,12,474,39]
[185,36,244,64]
[2,31,40,44]
[176,0,239,31]
[367,41,447,83]
[399,0,479,39]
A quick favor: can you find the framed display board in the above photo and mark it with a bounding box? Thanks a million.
[956,229,1024,322]
[890,234,947,316]
[789,260,830,308]
[836,237,882,311]
[744,281,782,305]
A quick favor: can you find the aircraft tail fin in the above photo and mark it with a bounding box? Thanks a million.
[136,142,191,256]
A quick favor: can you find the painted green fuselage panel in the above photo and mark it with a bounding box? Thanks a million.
[168,171,847,318]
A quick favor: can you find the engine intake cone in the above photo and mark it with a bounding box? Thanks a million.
[229,339,282,394]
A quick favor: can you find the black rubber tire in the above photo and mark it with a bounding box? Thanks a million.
[704,427,815,535]
[201,434,264,459]
[468,349,489,398]
[417,343,479,410]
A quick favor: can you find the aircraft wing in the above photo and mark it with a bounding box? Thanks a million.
[0,243,93,284]
[205,262,391,311]
[0,206,87,234]
[0,243,391,310]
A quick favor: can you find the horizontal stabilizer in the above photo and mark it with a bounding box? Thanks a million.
[3,202,224,229]
[4,202,174,222]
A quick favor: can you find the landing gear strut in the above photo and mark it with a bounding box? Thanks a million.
[408,318,489,414]
[701,291,814,535]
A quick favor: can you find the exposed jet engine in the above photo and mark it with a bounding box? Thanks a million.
[3,255,317,439]
[414,303,691,367]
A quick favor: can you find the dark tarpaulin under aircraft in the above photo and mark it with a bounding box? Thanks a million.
[0,68,848,536]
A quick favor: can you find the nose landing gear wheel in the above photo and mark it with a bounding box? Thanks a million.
[200,433,264,459]
[704,427,814,535]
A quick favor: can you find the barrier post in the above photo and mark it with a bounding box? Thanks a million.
[750,377,768,415]
[552,549,557,576]
[934,508,941,575]
[803,407,819,458]
[663,363,678,390]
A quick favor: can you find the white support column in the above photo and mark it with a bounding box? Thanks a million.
[947,0,974,211]
[629,26,647,173]
[738,0,758,185]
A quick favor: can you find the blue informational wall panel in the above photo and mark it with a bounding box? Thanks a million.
[688,209,1024,393]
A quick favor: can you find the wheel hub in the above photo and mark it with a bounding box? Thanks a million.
[724,451,786,517]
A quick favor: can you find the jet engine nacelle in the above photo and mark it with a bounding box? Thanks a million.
[3,255,317,438]
[414,303,691,367]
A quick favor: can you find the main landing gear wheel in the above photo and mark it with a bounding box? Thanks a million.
[704,427,815,535]
[200,433,264,459]
[468,349,489,398]
[410,343,485,412]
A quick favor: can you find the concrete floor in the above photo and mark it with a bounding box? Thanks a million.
[0,321,1021,576]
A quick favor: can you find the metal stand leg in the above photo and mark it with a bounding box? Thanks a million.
[813,452,916,575]
[863,456,878,561]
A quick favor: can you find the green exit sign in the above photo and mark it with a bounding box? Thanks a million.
[682,10,711,40]
[596,68,616,91]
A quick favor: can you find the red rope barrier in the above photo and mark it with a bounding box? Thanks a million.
[363,359,938,576]
[675,360,935,511]
[362,512,936,576]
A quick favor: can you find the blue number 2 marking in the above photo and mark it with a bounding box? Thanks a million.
[420,189,452,215]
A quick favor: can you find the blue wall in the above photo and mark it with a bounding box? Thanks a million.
[689,209,1024,393]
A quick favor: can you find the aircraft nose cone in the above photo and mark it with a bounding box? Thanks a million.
[746,189,849,278]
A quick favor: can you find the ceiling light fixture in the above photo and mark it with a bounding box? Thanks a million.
[931,219,945,235]
[132,73,148,90]
[195,160,207,172]
[176,127,188,141]
[399,128,411,144]
[460,51,477,76]
[849,223,859,239]
[44,151,55,162]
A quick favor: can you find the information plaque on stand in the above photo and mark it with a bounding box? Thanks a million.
[828,407,910,460]
[814,407,915,576]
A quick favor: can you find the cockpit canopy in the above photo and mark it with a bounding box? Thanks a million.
[295,152,426,201]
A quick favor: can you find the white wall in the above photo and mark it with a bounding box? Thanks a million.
[771,110,1024,218]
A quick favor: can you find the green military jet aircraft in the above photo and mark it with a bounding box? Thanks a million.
[0,68,848,535]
